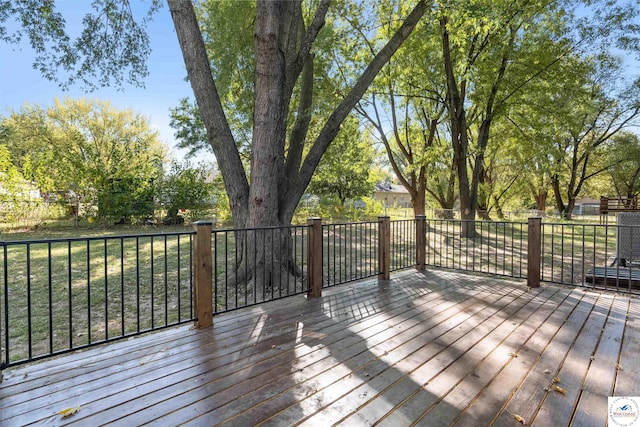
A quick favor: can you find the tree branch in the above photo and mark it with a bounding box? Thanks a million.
[168,0,249,227]
[289,0,430,207]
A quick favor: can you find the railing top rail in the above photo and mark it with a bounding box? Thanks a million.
[0,230,196,245]
[322,220,379,227]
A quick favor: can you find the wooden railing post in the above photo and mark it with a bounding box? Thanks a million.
[307,217,323,298]
[379,216,391,281]
[527,217,542,288]
[193,220,213,328]
[416,215,426,271]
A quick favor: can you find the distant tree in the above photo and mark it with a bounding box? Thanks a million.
[0,98,167,222]
[307,118,380,206]
[351,1,456,218]
[605,132,640,200]
[161,160,215,224]
[0,144,31,222]
[511,55,640,219]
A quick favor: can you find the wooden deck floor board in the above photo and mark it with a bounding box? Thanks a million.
[5,275,445,424]
[482,291,599,427]
[182,277,512,426]
[1,269,636,427]
[105,277,469,426]
[291,286,529,427]
[530,293,614,426]
[409,287,565,427]
[571,295,629,426]
[348,287,540,427]
[450,287,581,426]
[614,297,640,396]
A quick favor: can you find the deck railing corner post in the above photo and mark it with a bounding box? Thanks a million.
[193,220,213,328]
[378,216,391,281]
[307,218,323,298]
[416,215,426,271]
[527,217,542,288]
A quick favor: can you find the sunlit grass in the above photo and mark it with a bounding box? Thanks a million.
[1,230,194,363]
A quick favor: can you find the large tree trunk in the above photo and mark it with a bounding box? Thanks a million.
[441,18,475,236]
[531,187,547,212]
[411,183,426,216]
[169,0,428,299]
[551,175,569,219]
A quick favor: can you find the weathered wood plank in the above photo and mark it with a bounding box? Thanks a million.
[571,295,629,426]
[352,287,549,427]
[614,296,640,396]
[156,276,510,426]
[531,293,614,426]
[490,291,599,427]
[7,276,442,426]
[451,288,584,426]
[275,284,527,427]
[0,276,420,407]
[407,287,565,427]
[59,272,465,425]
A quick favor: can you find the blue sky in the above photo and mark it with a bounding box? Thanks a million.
[0,2,201,162]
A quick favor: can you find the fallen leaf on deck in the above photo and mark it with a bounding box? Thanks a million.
[553,385,567,395]
[617,364,623,371]
[58,406,80,417]
[552,377,560,383]
[514,414,526,425]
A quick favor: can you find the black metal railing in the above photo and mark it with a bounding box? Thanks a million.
[390,219,416,272]
[322,221,378,286]
[540,222,640,292]
[1,232,195,367]
[424,219,528,279]
[7,216,638,371]
[211,224,309,312]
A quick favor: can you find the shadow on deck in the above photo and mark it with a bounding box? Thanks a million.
[1,268,638,426]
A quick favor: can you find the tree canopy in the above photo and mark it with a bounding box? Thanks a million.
[1,0,640,229]
[0,98,166,221]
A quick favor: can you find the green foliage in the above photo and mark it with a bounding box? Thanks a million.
[0,98,167,222]
[160,160,216,224]
[169,98,211,158]
[0,144,42,223]
[507,50,640,216]
[0,0,162,90]
[605,132,640,198]
[293,195,383,223]
[307,117,381,205]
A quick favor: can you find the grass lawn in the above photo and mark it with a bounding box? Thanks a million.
[1,224,195,364]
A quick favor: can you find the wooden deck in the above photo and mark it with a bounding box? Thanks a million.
[1,269,638,426]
